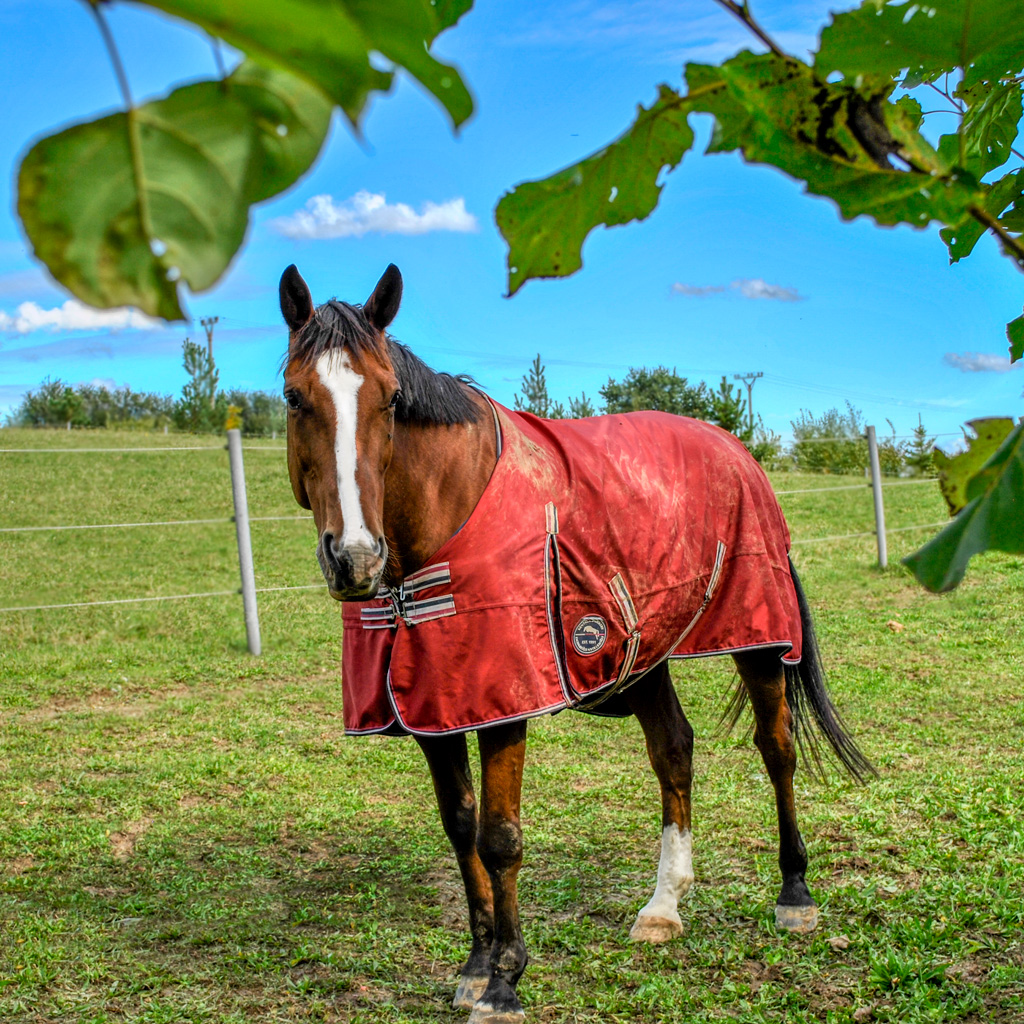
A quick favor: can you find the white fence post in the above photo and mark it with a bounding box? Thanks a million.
[226,427,261,654]
[865,425,888,569]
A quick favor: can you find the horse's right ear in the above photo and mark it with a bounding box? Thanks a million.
[280,265,314,332]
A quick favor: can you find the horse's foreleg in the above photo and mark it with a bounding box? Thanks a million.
[625,662,695,943]
[416,734,495,1009]
[733,648,818,934]
[471,720,528,1024]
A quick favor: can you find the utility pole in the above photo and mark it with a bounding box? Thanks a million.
[732,371,763,435]
[201,316,219,409]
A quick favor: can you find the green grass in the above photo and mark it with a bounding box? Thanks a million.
[1,428,1022,1023]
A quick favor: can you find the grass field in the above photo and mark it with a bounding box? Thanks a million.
[1,427,1021,1024]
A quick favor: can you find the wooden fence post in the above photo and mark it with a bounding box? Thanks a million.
[865,425,888,569]
[227,427,261,654]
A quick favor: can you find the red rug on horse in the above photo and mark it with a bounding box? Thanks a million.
[342,400,802,736]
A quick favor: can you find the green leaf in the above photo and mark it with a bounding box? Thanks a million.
[933,417,1015,513]
[940,168,1023,262]
[142,0,473,129]
[432,0,474,31]
[17,60,331,320]
[686,52,979,229]
[937,81,1023,178]
[1008,313,1024,361]
[817,0,1024,86]
[904,420,1024,591]
[496,85,694,296]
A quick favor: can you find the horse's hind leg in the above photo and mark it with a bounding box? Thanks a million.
[732,648,818,934]
[625,662,695,943]
[416,734,495,1009]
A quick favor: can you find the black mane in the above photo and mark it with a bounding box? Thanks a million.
[288,299,481,426]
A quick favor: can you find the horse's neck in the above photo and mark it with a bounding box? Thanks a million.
[383,394,498,582]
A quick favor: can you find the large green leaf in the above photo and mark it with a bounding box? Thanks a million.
[143,0,473,129]
[933,417,1016,512]
[816,0,1024,85]
[496,85,694,296]
[18,60,331,320]
[686,52,979,228]
[905,420,1024,591]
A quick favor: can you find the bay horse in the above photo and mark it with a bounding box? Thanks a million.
[279,263,872,1023]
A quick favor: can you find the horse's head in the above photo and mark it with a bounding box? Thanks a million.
[280,264,403,600]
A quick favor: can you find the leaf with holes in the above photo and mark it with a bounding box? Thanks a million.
[496,85,693,296]
[940,168,1023,263]
[143,0,473,130]
[686,52,978,229]
[1008,314,1024,362]
[18,60,331,320]
[933,417,1016,513]
[905,420,1024,591]
[816,0,1024,86]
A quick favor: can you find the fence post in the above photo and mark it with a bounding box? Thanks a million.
[865,425,888,569]
[226,427,261,654]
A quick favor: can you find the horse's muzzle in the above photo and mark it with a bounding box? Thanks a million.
[318,533,387,599]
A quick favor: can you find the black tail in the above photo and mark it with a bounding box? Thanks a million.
[783,558,875,783]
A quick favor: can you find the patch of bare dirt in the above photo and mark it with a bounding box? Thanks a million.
[109,816,153,860]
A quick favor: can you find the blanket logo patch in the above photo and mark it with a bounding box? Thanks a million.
[572,615,608,655]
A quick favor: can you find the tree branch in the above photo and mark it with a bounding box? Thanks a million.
[712,0,789,60]
[86,0,133,109]
[969,203,1024,270]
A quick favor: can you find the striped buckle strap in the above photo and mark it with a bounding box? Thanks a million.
[359,561,457,629]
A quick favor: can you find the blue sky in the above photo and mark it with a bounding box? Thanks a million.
[0,0,1021,446]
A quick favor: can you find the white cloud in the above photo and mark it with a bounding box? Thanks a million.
[672,282,725,296]
[943,351,1017,373]
[733,278,803,301]
[671,278,804,301]
[274,191,479,240]
[0,299,162,335]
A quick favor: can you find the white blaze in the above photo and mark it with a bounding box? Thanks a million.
[637,824,693,922]
[315,349,375,549]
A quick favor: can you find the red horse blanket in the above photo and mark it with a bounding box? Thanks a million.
[341,402,802,736]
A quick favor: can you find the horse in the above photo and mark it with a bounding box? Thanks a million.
[278,263,872,1024]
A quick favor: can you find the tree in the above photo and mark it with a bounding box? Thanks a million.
[791,404,868,475]
[907,415,937,477]
[514,354,594,419]
[495,0,1024,592]
[708,376,747,438]
[514,355,555,418]
[600,366,712,418]
[174,337,225,433]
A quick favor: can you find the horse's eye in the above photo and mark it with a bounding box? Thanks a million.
[285,389,302,411]
[389,390,402,409]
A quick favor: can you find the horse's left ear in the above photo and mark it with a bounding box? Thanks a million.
[364,264,403,331]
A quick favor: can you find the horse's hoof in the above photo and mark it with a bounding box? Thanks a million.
[775,903,818,934]
[453,975,489,1010]
[629,912,683,943]
[468,1002,526,1024]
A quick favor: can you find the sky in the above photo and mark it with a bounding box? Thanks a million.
[0,0,1022,447]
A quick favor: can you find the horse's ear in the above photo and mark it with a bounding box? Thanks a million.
[280,264,314,332]
[364,264,403,331]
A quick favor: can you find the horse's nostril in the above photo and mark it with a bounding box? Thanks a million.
[321,532,344,571]
[375,536,386,558]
